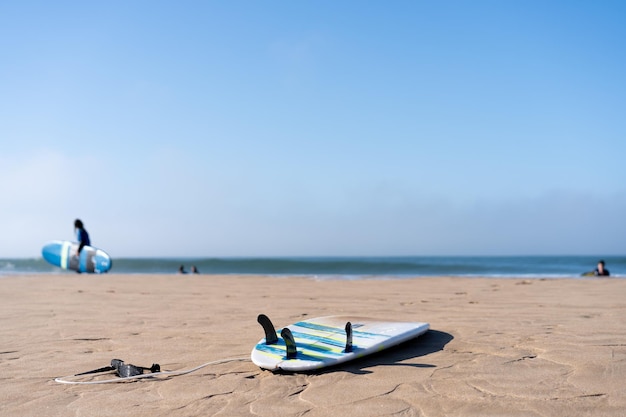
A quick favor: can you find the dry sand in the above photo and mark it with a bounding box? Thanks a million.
[1,274,625,417]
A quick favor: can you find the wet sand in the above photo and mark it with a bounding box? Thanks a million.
[1,274,625,416]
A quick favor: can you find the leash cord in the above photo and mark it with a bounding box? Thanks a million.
[54,356,250,385]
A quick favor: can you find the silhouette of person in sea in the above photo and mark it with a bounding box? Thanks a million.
[191,265,199,274]
[178,265,187,274]
[594,260,610,276]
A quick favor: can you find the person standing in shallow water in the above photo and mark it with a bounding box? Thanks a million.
[594,260,610,276]
[74,219,90,256]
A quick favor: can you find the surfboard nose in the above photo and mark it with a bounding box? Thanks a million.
[41,241,63,267]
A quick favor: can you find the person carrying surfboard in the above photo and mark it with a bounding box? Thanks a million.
[74,219,91,256]
[583,260,611,277]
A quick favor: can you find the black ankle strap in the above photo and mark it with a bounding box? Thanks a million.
[74,359,160,378]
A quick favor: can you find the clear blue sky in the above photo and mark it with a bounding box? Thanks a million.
[1,1,625,257]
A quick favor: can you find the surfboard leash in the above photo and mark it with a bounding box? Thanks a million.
[54,356,250,385]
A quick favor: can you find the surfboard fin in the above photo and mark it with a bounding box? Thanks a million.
[345,322,353,353]
[257,314,278,345]
[280,328,298,359]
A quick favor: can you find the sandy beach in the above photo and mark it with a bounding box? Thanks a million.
[1,274,624,417]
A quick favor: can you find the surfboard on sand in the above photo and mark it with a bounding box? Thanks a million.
[251,314,429,372]
[42,240,112,273]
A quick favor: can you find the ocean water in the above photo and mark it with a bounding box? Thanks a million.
[0,256,624,278]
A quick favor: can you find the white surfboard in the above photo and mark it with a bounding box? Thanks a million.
[251,315,429,372]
